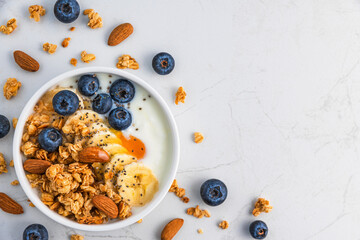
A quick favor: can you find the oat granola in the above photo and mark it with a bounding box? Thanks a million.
[219,220,229,229]
[70,58,78,67]
[11,180,19,186]
[169,179,189,203]
[12,118,18,129]
[81,51,96,63]
[197,228,204,234]
[3,78,21,100]
[70,234,84,240]
[252,198,272,217]
[43,43,57,54]
[186,205,211,218]
[83,9,103,29]
[0,18,17,35]
[62,38,71,48]
[0,153,8,174]
[194,132,204,143]
[175,86,186,105]
[116,55,139,70]
[29,5,46,22]
[9,160,14,167]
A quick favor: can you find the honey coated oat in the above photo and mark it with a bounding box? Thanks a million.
[3,78,21,100]
[29,5,46,22]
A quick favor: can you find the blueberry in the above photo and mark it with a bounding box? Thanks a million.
[78,74,100,96]
[23,224,48,240]
[109,79,135,103]
[152,52,175,75]
[200,179,227,206]
[249,220,268,239]
[92,93,113,114]
[0,115,10,139]
[108,107,132,130]
[38,128,62,152]
[54,0,80,24]
[52,90,79,116]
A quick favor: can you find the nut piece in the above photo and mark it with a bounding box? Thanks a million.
[116,55,139,70]
[81,51,96,63]
[13,50,40,72]
[175,87,186,105]
[29,5,46,22]
[0,153,8,174]
[161,218,184,240]
[83,9,103,29]
[70,58,77,66]
[78,147,110,163]
[219,220,229,229]
[62,38,71,48]
[23,159,52,174]
[3,78,21,100]
[252,198,272,216]
[194,132,204,144]
[108,23,133,46]
[92,195,118,219]
[43,43,57,54]
[0,18,17,35]
[0,192,24,214]
[70,235,84,240]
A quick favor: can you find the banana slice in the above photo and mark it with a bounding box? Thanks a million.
[117,163,159,207]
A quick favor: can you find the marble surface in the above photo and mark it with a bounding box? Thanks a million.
[0,0,359,239]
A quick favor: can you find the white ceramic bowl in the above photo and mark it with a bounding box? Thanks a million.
[13,67,180,231]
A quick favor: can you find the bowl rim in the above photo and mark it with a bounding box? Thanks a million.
[13,67,180,231]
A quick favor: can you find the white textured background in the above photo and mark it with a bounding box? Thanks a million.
[1,0,360,239]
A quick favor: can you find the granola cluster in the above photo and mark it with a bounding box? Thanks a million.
[29,5,46,22]
[219,220,229,229]
[83,9,103,29]
[0,18,17,35]
[194,132,204,144]
[252,198,272,217]
[0,153,8,174]
[175,86,186,105]
[43,43,57,54]
[70,58,78,67]
[169,179,189,203]
[81,51,96,63]
[3,78,22,100]
[116,55,139,70]
[62,38,71,48]
[186,205,211,218]
[71,235,84,240]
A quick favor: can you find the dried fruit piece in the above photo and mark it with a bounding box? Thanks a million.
[83,9,103,29]
[108,23,133,46]
[161,218,184,240]
[3,78,21,100]
[81,51,96,63]
[116,55,139,70]
[0,18,17,35]
[29,5,46,22]
[23,159,51,174]
[78,147,110,163]
[62,37,71,48]
[43,43,57,54]
[92,195,118,219]
[175,87,186,105]
[0,192,24,214]
[13,50,40,72]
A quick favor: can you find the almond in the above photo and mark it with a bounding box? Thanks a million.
[23,159,51,174]
[108,23,133,46]
[0,192,24,214]
[92,195,118,219]
[13,50,40,72]
[161,218,184,240]
[78,147,110,163]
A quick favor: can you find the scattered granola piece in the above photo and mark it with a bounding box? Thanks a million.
[186,205,210,218]
[83,9,103,29]
[197,228,204,234]
[29,202,35,207]
[194,132,204,143]
[70,235,84,240]
[116,55,139,70]
[3,78,22,100]
[29,5,46,22]
[12,118,18,129]
[62,37,71,48]
[70,27,76,31]
[252,198,273,217]
[0,18,17,35]
[219,220,229,229]
[118,201,132,220]
[0,153,8,174]
[9,160,14,167]
[137,219,143,223]
[11,180,19,186]
[81,51,96,63]
[175,86,186,105]
[43,43,57,54]
[169,179,190,203]
[70,58,78,67]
